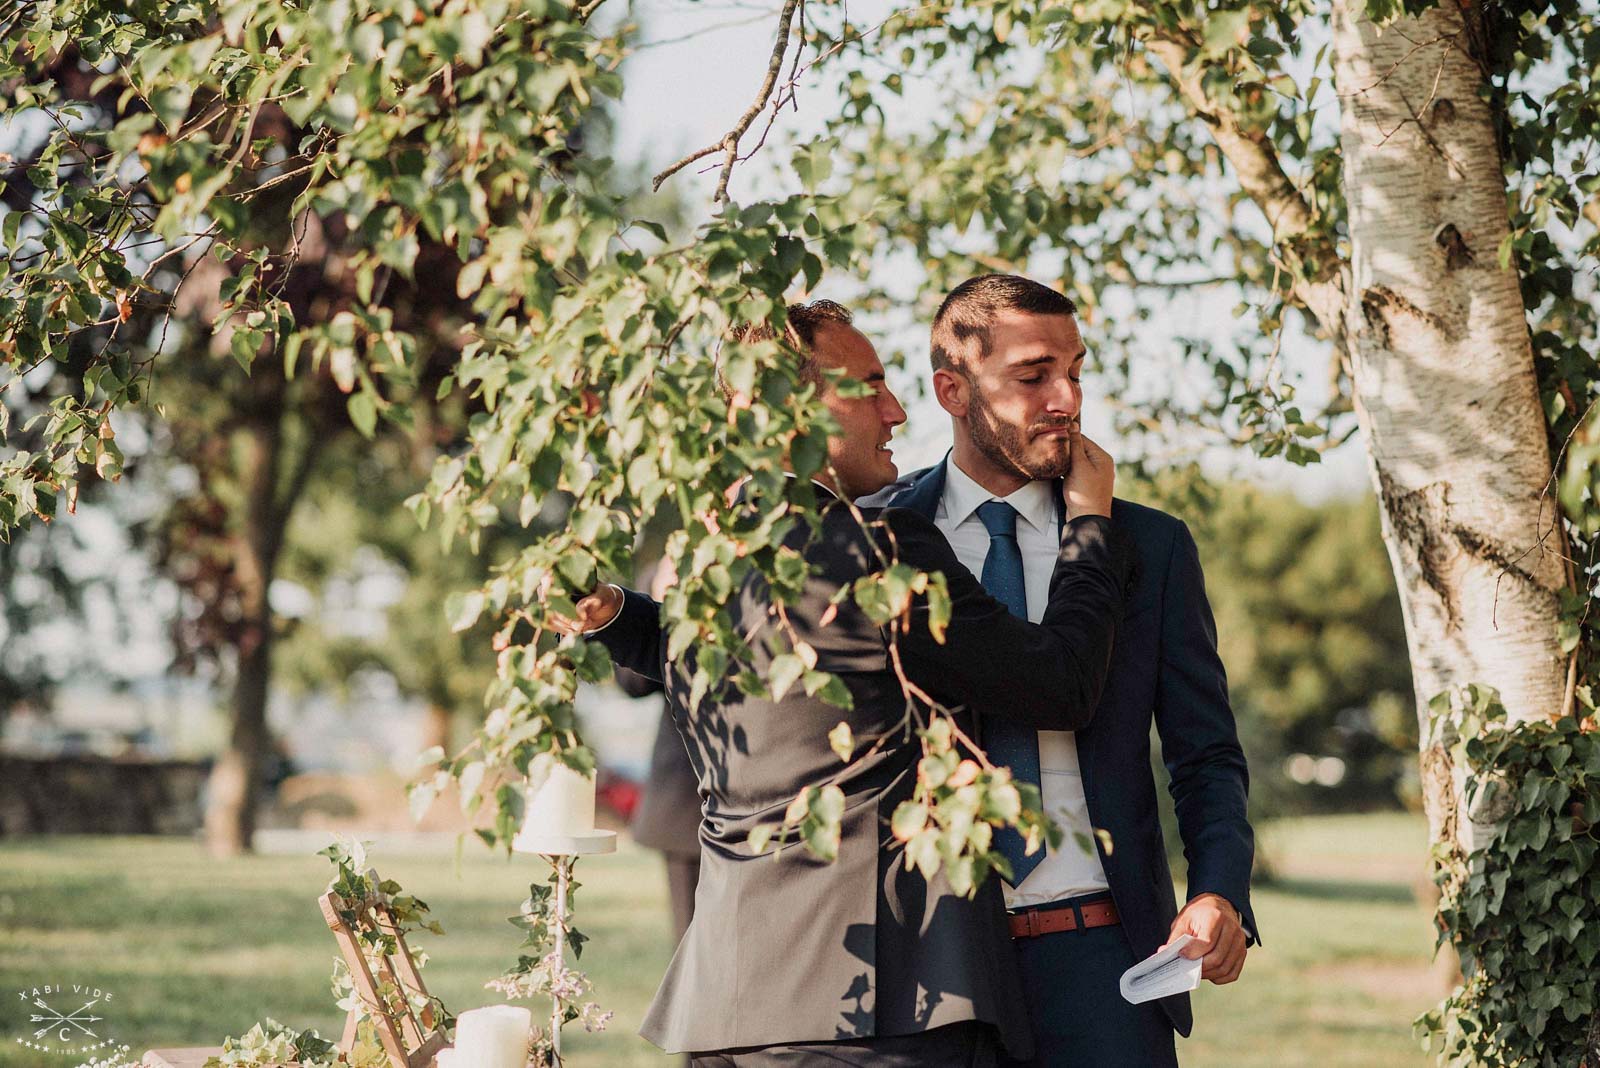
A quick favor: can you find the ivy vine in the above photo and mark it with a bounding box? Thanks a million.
[1420,687,1600,1065]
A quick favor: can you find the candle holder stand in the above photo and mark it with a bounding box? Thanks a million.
[511,829,616,1065]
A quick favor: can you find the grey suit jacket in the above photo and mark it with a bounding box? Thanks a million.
[593,487,1135,1056]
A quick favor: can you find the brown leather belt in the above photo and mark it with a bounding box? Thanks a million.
[1008,900,1120,940]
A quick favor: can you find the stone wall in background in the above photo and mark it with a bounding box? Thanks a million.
[0,755,210,835]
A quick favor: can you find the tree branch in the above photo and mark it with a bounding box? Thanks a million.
[1144,35,1314,242]
[651,0,801,200]
[1143,32,1350,353]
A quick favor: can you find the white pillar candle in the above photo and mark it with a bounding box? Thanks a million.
[432,1050,461,1068]
[453,1005,532,1068]
[527,760,596,836]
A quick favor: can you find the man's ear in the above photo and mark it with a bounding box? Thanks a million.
[932,367,970,418]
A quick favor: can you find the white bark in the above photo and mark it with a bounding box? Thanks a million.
[1330,1,1568,846]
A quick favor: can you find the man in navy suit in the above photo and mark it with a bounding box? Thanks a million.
[860,274,1257,1067]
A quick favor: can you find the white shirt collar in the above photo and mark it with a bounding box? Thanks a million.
[944,456,1057,535]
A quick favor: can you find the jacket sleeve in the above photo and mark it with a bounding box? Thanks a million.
[588,587,666,685]
[883,508,1135,731]
[1152,521,1259,943]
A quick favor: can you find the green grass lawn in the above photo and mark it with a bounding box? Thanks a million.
[1185,812,1441,1067]
[1,813,1440,1067]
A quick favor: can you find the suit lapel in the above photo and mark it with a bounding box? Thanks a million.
[888,457,949,519]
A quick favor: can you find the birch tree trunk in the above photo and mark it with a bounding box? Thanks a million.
[1329,0,1569,850]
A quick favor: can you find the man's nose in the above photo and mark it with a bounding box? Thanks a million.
[1046,373,1081,415]
[881,387,908,429]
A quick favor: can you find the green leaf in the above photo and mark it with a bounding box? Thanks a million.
[925,573,951,643]
[446,590,485,632]
[407,782,437,823]
[769,653,805,701]
[810,783,845,823]
[828,720,854,762]
[668,619,701,660]
[891,801,928,841]
[980,781,1021,824]
[230,328,262,371]
[556,551,594,589]
[907,828,941,880]
[945,855,975,897]
[347,389,378,438]
[808,672,854,710]
[1203,9,1251,55]
[458,761,487,814]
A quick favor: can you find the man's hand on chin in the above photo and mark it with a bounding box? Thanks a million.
[1168,892,1248,985]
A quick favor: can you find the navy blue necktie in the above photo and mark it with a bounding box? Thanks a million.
[976,500,1045,886]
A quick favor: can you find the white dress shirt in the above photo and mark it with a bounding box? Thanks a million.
[934,458,1110,908]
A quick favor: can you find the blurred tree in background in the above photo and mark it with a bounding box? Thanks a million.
[132,191,470,855]
[0,5,634,853]
[1193,487,1414,810]
[0,502,135,713]
[271,418,560,757]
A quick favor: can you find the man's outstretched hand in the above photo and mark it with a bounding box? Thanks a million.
[1167,892,1248,985]
[548,583,623,636]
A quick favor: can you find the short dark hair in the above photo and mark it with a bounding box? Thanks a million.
[727,299,854,392]
[930,275,1077,373]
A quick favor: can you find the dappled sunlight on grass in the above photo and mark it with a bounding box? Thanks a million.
[3,815,1436,1067]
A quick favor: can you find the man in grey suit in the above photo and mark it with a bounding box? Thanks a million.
[562,300,1136,1066]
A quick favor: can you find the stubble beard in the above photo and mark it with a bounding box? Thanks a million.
[967,385,1075,482]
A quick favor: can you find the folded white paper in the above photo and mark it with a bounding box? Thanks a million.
[1119,933,1202,1005]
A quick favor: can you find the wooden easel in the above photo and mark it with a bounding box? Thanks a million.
[318,869,449,1068]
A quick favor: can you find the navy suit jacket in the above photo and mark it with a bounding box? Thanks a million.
[863,460,1257,1036]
